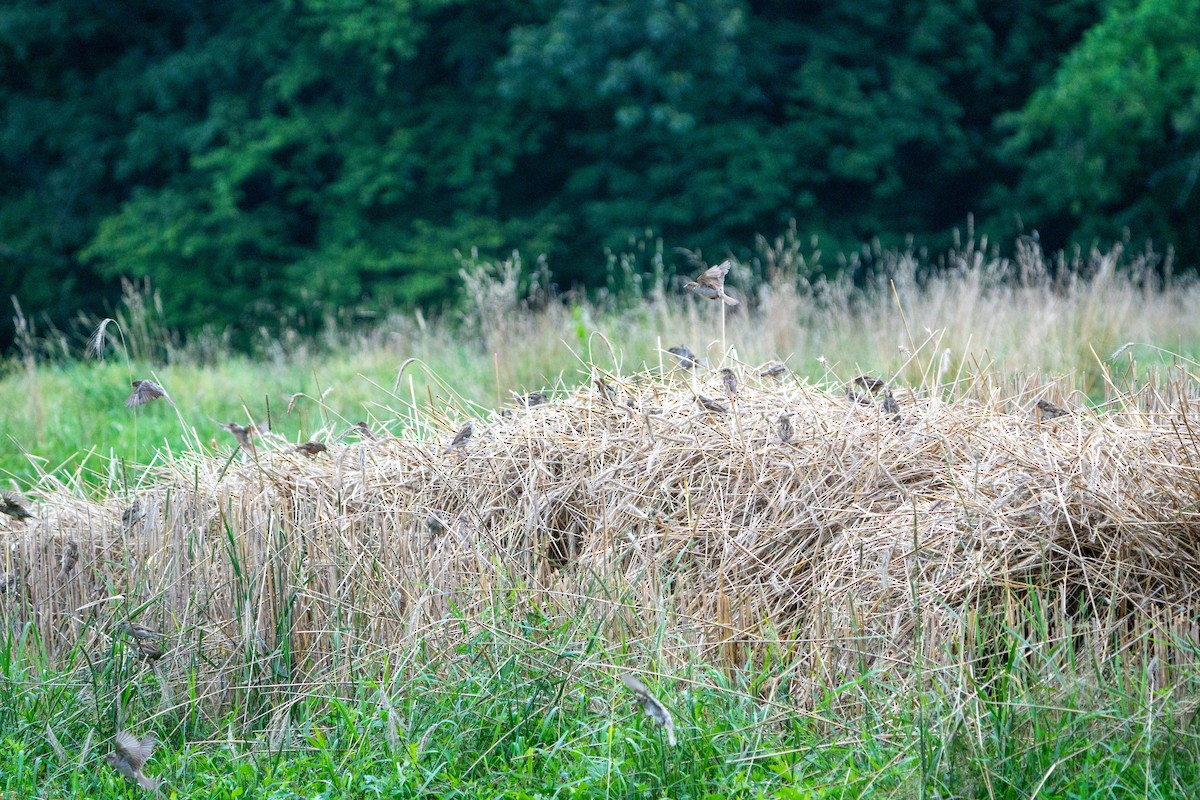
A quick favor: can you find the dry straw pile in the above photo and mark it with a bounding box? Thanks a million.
[4,362,1200,704]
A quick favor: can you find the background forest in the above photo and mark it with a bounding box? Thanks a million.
[2,0,1198,350]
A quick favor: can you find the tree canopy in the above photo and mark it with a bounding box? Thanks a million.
[5,0,1192,350]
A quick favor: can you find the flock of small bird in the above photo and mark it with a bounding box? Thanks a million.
[3,256,1077,788]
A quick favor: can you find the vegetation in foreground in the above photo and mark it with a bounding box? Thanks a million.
[3,602,1199,798]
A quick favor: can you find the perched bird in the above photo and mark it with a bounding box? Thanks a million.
[720,368,738,398]
[1035,400,1069,420]
[847,375,900,419]
[620,672,677,746]
[667,345,701,370]
[683,259,739,306]
[56,539,79,581]
[1,490,33,521]
[445,421,474,452]
[118,621,163,660]
[848,375,885,397]
[219,420,266,449]
[0,571,22,595]
[759,361,788,379]
[427,514,449,537]
[593,377,618,405]
[881,391,900,418]
[697,395,728,414]
[351,421,378,441]
[518,391,548,408]
[777,413,794,444]
[105,730,158,791]
[121,500,146,529]
[295,441,328,457]
[125,379,174,409]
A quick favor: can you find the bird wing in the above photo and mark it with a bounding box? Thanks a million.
[620,672,650,699]
[450,422,473,446]
[114,730,154,769]
[702,260,732,282]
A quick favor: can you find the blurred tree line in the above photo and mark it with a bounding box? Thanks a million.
[2,0,1197,350]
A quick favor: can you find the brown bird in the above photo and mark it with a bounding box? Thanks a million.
[0,571,23,595]
[683,259,739,306]
[219,420,266,449]
[56,539,79,581]
[720,368,738,398]
[121,500,146,528]
[352,421,378,440]
[667,345,701,370]
[446,421,474,451]
[1035,400,1069,420]
[105,730,158,791]
[125,379,174,409]
[847,375,900,419]
[697,395,728,413]
[295,441,328,457]
[594,377,618,405]
[759,361,788,379]
[1,490,32,521]
[519,391,548,408]
[620,672,677,746]
[849,375,885,397]
[118,621,164,660]
[777,413,794,444]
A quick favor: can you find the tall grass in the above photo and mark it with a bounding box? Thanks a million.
[4,232,1200,795]
[2,233,1197,488]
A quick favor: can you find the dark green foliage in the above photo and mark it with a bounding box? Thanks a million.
[1,0,1161,353]
[1000,0,1200,258]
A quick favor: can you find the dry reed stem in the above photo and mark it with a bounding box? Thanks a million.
[4,367,1200,709]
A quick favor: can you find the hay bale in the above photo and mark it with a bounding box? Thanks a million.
[5,368,1200,692]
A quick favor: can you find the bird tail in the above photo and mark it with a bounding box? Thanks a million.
[721,294,739,306]
[138,774,158,791]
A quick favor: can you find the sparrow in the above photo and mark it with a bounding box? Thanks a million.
[620,672,677,746]
[667,345,701,370]
[594,377,618,405]
[683,259,739,306]
[848,375,885,397]
[125,379,175,409]
[105,730,158,791]
[295,441,328,457]
[351,421,378,441]
[1,490,33,521]
[1035,400,1069,420]
[56,539,79,581]
[445,421,474,451]
[777,413,794,444]
[720,368,738,398]
[697,395,728,413]
[518,391,548,408]
[121,500,146,528]
[427,514,449,537]
[0,571,22,595]
[118,621,164,660]
[847,375,900,419]
[219,420,266,449]
[759,361,788,379]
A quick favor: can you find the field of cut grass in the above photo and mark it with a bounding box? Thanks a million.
[3,235,1200,797]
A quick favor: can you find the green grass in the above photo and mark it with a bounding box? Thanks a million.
[3,600,1199,798]
[5,239,1200,796]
